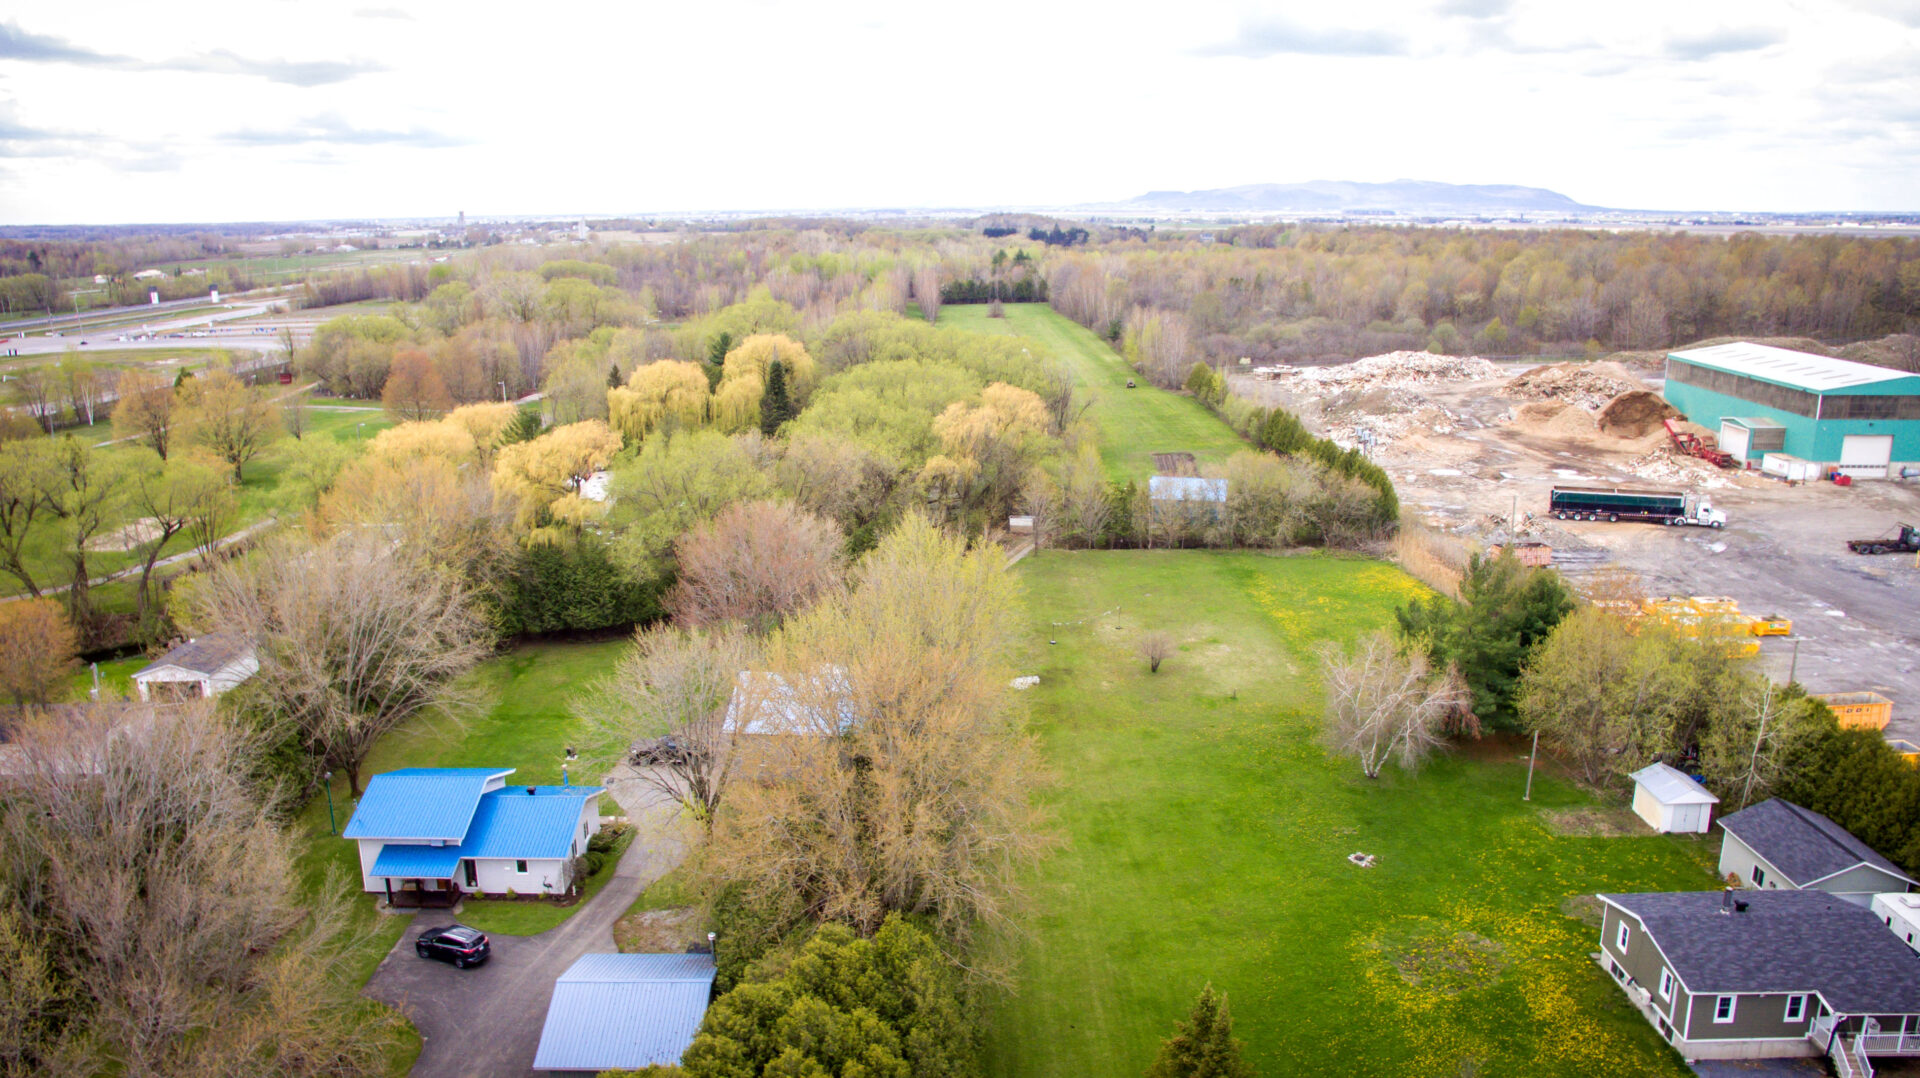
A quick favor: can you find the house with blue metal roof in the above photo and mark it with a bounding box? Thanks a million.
[534,953,716,1072]
[343,767,605,907]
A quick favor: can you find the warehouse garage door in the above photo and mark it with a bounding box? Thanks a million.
[1719,422,1750,461]
[1839,434,1893,478]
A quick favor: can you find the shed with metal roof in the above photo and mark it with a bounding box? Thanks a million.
[533,953,716,1072]
[131,633,258,702]
[1662,342,1920,477]
[1629,762,1719,834]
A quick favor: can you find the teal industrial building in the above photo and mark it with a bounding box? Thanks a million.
[1662,343,1920,479]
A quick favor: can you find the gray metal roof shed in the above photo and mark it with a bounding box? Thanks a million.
[533,953,716,1072]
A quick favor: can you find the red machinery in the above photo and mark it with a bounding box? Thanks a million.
[1663,417,1736,468]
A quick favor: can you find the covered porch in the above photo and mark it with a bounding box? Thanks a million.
[371,843,470,911]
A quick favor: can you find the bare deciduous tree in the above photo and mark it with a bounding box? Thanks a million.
[667,500,843,634]
[1140,630,1173,673]
[1317,630,1466,779]
[195,530,492,795]
[584,626,757,829]
[180,369,282,482]
[0,704,404,1076]
[913,266,941,325]
[700,515,1047,956]
[111,369,180,459]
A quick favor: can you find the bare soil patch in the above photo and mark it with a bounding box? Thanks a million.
[614,905,706,954]
[1560,894,1605,929]
[1152,452,1197,475]
[1369,921,1510,995]
[1542,806,1642,837]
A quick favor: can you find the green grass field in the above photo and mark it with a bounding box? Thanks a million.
[984,550,1716,1078]
[940,303,1248,482]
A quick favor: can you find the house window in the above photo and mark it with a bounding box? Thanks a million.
[1714,996,1736,1023]
[515,859,528,874]
[1616,922,1630,953]
[1785,995,1805,1022]
[1658,969,1675,1001]
[1751,865,1766,887]
[1609,960,1625,983]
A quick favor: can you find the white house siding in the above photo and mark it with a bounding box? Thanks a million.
[1814,864,1914,907]
[133,655,260,701]
[471,857,571,895]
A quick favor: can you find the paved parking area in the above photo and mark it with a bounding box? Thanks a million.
[363,770,688,1078]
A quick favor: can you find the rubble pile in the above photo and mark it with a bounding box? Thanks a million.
[1622,445,1735,489]
[1595,390,1679,440]
[1252,351,1503,391]
[1502,362,1639,409]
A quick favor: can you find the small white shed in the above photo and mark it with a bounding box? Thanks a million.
[131,634,258,702]
[1628,762,1719,833]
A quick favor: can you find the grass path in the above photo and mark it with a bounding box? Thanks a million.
[940,303,1246,481]
[984,550,1717,1078]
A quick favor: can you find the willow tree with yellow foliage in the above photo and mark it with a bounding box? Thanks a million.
[919,381,1054,523]
[608,360,710,441]
[712,334,817,433]
[491,419,623,542]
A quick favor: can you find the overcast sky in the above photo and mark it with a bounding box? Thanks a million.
[2,0,1917,224]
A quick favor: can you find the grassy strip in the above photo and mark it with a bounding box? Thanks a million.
[982,550,1716,1078]
[457,827,637,937]
[940,303,1246,482]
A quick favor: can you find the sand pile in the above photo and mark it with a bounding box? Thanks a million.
[1252,351,1503,391]
[1502,362,1640,408]
[1510,400,1600,440]
[1596,390,1678,439]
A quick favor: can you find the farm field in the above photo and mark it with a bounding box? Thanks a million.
[984,549,1717,1078]
[288,638,630,1070]
[941,303,1247,482]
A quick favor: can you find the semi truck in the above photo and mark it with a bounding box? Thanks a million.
[1548,485,1726,528]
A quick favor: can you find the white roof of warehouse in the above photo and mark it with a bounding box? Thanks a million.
[1629,762,1719,805]
[1668,342,1911,392]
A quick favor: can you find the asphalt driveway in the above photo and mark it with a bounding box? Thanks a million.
[364,769,689,1078]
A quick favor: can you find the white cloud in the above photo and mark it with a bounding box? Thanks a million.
[0,0,1915,222]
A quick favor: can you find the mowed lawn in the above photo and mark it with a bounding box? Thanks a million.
[941,303,1247,482]
[986,550,1718,1078]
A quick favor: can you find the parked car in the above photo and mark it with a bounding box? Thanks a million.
[629,734,693,767]
[415,924,491,968]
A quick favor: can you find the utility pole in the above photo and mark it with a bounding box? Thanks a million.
[1787,637,1801,686]
[1523,729,1539,801]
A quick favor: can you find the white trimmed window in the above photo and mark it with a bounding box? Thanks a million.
[1751,865,1766,887]
[1714,996,1736,1023]
[1785,995,1805,1022]
[1658,968,1675,1001]
[515,859,528,873]
[1616,921,1630,953]
[1609,960,1626,982]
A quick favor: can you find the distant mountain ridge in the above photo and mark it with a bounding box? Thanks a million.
[1106,180,1598,215]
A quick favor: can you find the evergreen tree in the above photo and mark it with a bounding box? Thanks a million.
[759,359,793,437]
[707,331,733,366]
[608,361,622,388]
[1396,550,1576,731]
[500,407,542,446]
[1145,985,1253,1078]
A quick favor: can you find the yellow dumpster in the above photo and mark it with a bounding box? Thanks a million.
[1814,692,1893,731]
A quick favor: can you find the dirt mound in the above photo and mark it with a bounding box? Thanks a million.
[1595,390,1678,439]
[1509,399,1599,440]
[1502,362,1639,408]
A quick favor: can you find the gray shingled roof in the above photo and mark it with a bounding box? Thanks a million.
[133,633,253,679]
[1717,798,1917,888]
[1601,890,1920,1013]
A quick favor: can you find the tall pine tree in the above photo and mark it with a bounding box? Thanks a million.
[1145,985,1254,1078]
[759,359,794,436]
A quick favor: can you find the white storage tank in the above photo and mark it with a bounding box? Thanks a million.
[1762,453,1819,482]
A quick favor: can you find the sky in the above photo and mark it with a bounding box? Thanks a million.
[1,0,1917,224]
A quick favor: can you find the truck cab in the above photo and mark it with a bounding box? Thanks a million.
[1687,496,1727,528]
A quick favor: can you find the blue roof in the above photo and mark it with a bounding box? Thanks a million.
[369,843,465,879]
[341,768,514,841]
[534,954,716,1071]
[459,786,603,860]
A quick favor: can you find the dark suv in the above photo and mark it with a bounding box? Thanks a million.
[415,924,491,968]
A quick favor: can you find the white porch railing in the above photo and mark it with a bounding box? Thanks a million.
[1857,1030,1920,1056]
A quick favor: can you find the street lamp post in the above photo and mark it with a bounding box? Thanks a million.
[324,771,337,834]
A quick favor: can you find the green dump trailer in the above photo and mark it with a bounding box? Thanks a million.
[1548,485,1726,528]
